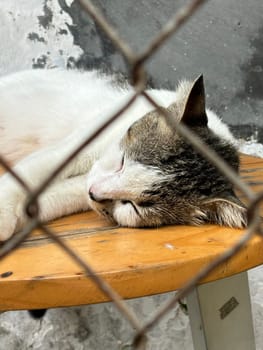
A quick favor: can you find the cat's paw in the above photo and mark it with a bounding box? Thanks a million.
[0,183,26,241]
[0,206,19,241]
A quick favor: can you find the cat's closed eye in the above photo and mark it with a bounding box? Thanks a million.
[137,200,155,207]
[121,199,155,208]
[120,200,141,216]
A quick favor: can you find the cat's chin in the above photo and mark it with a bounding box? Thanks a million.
[112,201,141,227]
[88,198,141,227]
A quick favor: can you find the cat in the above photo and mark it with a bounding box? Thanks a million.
[0,68,247,241]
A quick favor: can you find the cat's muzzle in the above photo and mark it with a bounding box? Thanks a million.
[88,188,107,203]
[88,188,98,202]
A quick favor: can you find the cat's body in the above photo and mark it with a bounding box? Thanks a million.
[0,69,246,241]
[0,69,233,163]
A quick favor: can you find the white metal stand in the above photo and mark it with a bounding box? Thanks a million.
[187,272,256,350]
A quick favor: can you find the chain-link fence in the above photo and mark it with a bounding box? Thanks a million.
[0,0,262,348]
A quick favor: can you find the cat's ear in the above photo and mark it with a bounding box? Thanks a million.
[181,75,208,127]
[200,196,247,228]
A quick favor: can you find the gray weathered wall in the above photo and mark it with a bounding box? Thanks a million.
[1,0,263,140]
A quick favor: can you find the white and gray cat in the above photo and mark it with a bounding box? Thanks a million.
[0,69,247,241]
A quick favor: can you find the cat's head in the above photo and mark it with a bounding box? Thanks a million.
[87,76,247,228]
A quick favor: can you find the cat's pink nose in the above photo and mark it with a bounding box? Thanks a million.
[89,188,99,202]
[88,187,107,203]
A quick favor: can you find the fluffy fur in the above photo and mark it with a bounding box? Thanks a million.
[0,69,246,241]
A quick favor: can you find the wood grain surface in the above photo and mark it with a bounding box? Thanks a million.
[0,154,262,311]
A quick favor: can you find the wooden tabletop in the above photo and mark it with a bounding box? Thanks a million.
[0,154,262,311]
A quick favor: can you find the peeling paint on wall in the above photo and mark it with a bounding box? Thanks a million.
[0,0,82,74]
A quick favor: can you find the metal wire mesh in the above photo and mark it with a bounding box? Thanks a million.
[0,0,262,348]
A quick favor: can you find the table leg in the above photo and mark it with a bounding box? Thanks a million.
[187,271,256,350]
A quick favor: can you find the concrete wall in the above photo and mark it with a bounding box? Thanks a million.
[1,0,263,141]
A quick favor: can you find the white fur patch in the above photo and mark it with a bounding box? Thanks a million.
[217,202,247,228]
[87,141,163,205]
[206,109,235,144]
[88,161,162,200]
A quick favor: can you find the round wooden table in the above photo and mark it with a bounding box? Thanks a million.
[0,154,262,350]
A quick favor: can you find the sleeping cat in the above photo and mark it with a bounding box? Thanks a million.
[0,69,246,241]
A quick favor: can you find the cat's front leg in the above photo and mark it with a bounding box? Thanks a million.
[0,129,94,241]
[38,175,91,223]
[0,173,91,241]
[0,148,64,241]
